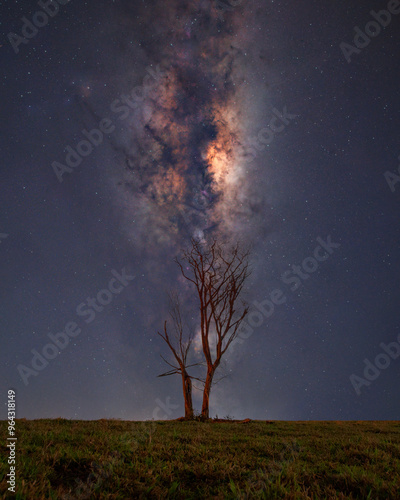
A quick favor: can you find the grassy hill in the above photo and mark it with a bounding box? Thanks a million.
[1,419,399,499]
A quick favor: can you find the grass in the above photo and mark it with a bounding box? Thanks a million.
[1,419,400,499]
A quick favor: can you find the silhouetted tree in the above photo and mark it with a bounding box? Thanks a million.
[175,238,251,419]
[157,292,199,419]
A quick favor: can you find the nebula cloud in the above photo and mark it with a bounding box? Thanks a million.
[102,0,269,252]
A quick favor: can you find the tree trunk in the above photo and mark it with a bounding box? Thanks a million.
[182,371,193,419]
[201,368,215,419]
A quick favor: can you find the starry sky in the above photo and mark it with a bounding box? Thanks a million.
[1,0,400,421]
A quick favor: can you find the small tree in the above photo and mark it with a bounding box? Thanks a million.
[157,292,198,419]
[175,238,251,419]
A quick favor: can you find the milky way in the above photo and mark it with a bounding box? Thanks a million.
[106,0,266,250]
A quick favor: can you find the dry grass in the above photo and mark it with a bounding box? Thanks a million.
[1,419,400,499]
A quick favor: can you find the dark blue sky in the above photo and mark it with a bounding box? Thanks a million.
[1,0,400,420]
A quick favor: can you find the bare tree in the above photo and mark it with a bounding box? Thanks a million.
[175,238,251,419]
[157,292,199,419]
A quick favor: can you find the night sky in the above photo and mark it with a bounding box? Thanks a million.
[1,0,400,421]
